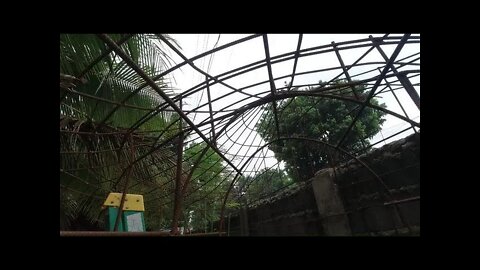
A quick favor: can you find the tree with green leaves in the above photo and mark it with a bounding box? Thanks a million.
[60,34,182,230]
[235,167,293,204]
[182,142,234,232]
[256,80,386,182]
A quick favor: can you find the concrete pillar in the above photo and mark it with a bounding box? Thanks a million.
[311,168,352,236]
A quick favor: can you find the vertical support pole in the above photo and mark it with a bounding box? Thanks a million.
[113,135,135,231]
[171,98,184,235]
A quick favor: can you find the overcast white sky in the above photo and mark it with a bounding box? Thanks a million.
[162,34,420,175]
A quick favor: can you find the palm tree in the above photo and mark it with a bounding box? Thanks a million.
[60,34,181,230]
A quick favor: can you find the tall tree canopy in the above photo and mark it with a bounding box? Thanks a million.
[256,80,386,182]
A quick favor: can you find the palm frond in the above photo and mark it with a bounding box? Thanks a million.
[60,33,179,131]
[60,117,179,229]
[60,33,182,230]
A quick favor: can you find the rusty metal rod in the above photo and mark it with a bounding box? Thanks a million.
[287,34,303,91]
[96,34,262,127]
[370,35,420,110]
[113,134,135,231]
[77,34,135,79]
[336,34,412,149]
[218,136,393,232]
[384,196,420,206]
[60,231,226,237]
[332,41,360,99]
[97,34,243,178]
[60,34,135,105]
[62,88,155,111]
[377,67,417,133]
[332,41,368,151]
[157,35,261,99]
[131,67,419,155]
[171,99,184,235]
[99,77,420,189]
[263,34,281,139]
[145,106,263,204]
[126,38,419,135]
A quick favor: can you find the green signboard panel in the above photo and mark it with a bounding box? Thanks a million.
[105,207,145,232]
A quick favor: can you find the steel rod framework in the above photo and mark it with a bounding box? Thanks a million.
[113,134,135,231]
[60,33,420,235]
[171,99,184,235]
[121,37,419,136]
[287,34,303,91]
[377,67,417,133]
[97,34,243,177]
[336,34,412,149]
[370,35,420,109]
[263,34,281,139]
[218,136,395,232]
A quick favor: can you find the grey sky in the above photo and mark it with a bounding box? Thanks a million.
[162,34,420,175]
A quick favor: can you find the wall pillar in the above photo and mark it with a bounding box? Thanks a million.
[311,168,352,236]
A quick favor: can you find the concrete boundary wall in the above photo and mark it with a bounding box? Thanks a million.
[225,133,420,236]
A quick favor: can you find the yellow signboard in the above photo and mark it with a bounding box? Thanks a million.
[102,193,145,211]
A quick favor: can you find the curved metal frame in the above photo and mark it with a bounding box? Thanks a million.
[216,136,393,232]
[60,33,420,234]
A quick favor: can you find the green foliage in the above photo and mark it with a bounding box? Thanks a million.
[184,142,226,186]
[60,119,179,230]
[236,167,294,204]
[60,34,182,230]
[181,142,233,232]
[256,80,386,182]
[60,34,178,135]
